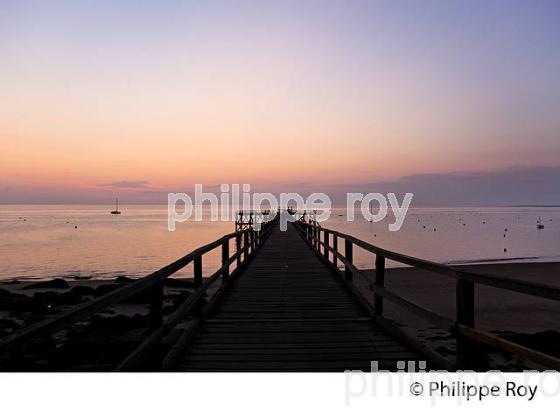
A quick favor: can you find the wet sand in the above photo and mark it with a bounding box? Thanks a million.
[359,262,560,367]
[360,261,560,332]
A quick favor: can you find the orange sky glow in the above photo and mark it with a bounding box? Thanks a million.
[1,2,559,203]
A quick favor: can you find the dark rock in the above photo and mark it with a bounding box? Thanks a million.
[163,305,175,315]
[0,318,23,335]
[69,285,95,296]
[115,276,135,284]
[0,293,49,314]
[434,346,456,356]
[0,295,24,310]
[163,278,195,288]
[33,291,83,306]
[0,288,12,297]
[92,283,121,298]
[166,289,193,301]
[124,287,153,304]
[88,314,149,335]
[505,330,560,358]
[92,282,151,304]
[23,278,69,290]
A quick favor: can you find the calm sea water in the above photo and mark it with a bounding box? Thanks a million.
[323,206,560,270]
[0,205,559,280]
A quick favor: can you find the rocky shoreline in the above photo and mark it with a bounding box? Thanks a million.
[0,276,197,370]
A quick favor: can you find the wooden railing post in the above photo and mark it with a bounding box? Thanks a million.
[456,279,482,370]
[315,227,320,251]
[332,234,338,267]
[250,229,256,253]
[194,255,203,288]
[243,230,249,261]
[323,231,329,259]
[148,279,164,329]
[311,225,315,247]
[235,233,242,267]
[344,239,353,281]
[221,238,229,284]
[192,254,204,316]
[314,226,318,249]
[374,255,385,317]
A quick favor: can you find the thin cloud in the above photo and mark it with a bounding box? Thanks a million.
[98,180,153,190]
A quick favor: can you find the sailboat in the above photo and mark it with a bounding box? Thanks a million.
[111,197,122,215]
[537,216,544,230]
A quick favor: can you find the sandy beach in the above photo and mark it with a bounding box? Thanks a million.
[357,261,560,368]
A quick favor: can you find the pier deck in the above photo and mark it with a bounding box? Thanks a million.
[177,224,422,371]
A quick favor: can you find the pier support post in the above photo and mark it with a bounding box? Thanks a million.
[374,255,385,317]
[344,239,353,281]
[149,280,164,329]
[194,255,203,288]
[310,225,314,247]
[221,238,230,283]
[243,230,249,261]
[193,255,204,317]
[456,279,484,370]
[313,226,317,248]
[332,234,338,267]
[236,234,241,267]
[323,231,329,259]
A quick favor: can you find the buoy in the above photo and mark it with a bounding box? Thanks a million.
[504,248,507,252]
[74,226,78,229]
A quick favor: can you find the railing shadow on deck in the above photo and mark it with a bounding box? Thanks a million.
[0,215,279,371]
[294,220,560,371]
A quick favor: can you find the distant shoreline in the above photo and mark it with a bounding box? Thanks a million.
[1,203,560,208]
[507,204,560,208]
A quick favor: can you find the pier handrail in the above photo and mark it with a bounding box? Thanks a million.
[117,216,279,370]
[295,220,560,370]
[0,215,279,367]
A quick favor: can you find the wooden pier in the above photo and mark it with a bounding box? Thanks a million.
[175,224,421,371]
[1,212,560,371]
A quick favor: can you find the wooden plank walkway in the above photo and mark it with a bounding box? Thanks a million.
[177,224,423,371]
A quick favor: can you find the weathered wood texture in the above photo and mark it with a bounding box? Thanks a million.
[177,224,423,371]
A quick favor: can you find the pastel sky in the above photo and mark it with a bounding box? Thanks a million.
[1,1,559,204]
